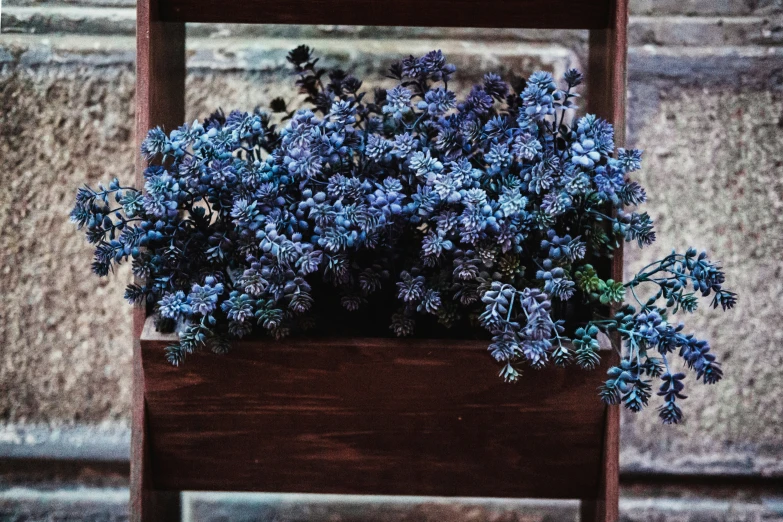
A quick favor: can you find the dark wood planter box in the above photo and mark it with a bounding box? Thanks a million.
[140,318,614,499]
[133,1,628,519]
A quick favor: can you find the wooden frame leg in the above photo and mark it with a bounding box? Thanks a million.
[580,406,620,521]
[132,3,185,516]
[131,336,182,521]
[586,3,626,519]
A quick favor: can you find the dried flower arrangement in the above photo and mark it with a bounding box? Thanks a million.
[72,47,736,423]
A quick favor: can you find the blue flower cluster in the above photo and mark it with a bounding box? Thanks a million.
[71,46,736,424]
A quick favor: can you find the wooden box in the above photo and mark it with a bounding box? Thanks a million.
[140,319,613,498]
[133,1,628,520]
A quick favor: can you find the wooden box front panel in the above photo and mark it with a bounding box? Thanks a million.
[140,320,611,498]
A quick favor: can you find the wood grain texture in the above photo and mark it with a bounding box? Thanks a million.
[141,320,612,498]
[585,0,628,518]
[135,0,186,197]
[133,1,185,520]
[130,337,146,522]
[587,0,627,147]
[157,0,612,29]
[131,338,181,522]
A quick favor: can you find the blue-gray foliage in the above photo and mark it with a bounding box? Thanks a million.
[71,46,736,424]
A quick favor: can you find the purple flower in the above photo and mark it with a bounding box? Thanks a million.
[420,88,456,116]
[465,86,493,115]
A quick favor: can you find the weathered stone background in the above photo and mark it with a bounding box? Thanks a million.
[1,0,783,520]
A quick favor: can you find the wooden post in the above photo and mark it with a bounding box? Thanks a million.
[585,0,628,520]
[131,0,185,520]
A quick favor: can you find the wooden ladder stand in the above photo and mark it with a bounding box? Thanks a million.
[132,1,627,520]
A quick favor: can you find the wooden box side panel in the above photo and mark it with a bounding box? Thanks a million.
[141,333,610,498]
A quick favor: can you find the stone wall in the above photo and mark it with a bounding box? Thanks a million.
[1,0,783,519]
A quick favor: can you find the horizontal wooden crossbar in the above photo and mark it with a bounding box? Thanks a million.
[157,0,613,29]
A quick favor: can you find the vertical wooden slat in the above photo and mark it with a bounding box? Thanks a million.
[134,0,186,195]
[587,0,628,146]
[586,0,628,520]
[131,339,181,521]
[130,339,146,521]
[131,0,185,520]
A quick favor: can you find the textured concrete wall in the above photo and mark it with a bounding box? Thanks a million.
[1,0,783,491]
[622,75,783,476]
[0,56,135,424]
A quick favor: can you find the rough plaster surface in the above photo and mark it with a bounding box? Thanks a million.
[622,87,783,475]
[0,62,135,424]
[0,33,782,476]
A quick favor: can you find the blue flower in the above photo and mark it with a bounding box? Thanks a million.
[392,132,417,156]
[329,100,356,125]
[618,148,643,172]
[498,186,528,217]
[520,73,557,122]
[419,50,455,82]
[420,88,456,116]
[447,158,477,186]
[527,164,554,194]
[400,55,425,78]
[119,190,144,218]
[284,146,322,182]
[564,68,583,87]
[409,149,443,177]
[536,267,575,301]
[564,169,592,195]
[522,340,549,369]
[208,159,238,185]
[221,291,256,323]
[465,86,493,115]
[231,199,263,229]
[418,289,442,314]
[620,181,647,205]
[140,127,170,159]
[541,192,572,216]
[383,86,413,121]
[528,71,557,92]
[433,172,462,203]
[594,165,625,199]
[512,133,542,161]
[422,231,453,258]
[483,116,508,138]
[576,114,615,154]
[485,142,512,171]
[187,278,225,317]
[396,271,425,302]
[159,291,191,319]
[657,373,686,424]
[571,137,602,167]
[365,135,391,160]
[483,72,508,100]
